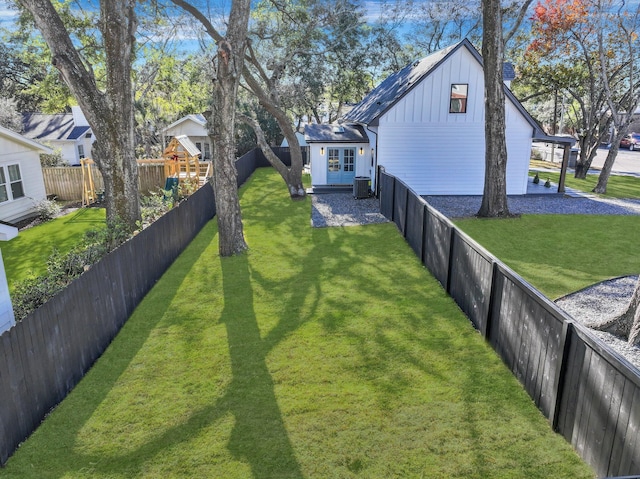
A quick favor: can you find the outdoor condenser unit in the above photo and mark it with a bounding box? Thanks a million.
[353,176,370,199]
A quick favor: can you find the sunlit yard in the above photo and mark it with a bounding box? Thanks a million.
[529,168,640,199]
[456,214,640,299]
[2,169,593,478]
[1,207,105,291]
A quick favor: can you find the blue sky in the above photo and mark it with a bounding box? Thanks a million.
[0,0,406,28]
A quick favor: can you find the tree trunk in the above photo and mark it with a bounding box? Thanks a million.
[592,128,628,194]
[240,113,305,198]
[589,276,640,346]
[477,0,510,218]
[210,0,250,256]
[19,0,141,233]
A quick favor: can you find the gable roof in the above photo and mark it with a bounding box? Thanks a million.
[345,41,461,126]
[22,112,92,142]
[0,124,53,154]
[344,38,544,137]
[163,113,207,133]
[304,124,369,143]
[173,135,201,156]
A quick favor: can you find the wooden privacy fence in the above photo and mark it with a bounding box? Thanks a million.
[42,163,167,201]
[0,148,277,465]
[378,168,640,478]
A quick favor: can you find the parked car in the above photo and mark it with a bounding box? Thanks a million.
[620,132,640,151]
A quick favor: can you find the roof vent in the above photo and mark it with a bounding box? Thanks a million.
[413,60,420,67]
[332,125,345,134]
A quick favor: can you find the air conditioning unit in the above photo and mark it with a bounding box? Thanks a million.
[353,176,370,199]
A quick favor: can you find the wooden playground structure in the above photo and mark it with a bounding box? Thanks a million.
[80,135,212,207]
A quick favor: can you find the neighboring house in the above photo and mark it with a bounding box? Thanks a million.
[308,38,570,195]
[162,114,211,160]
[0,125,51,224]
[22,106,95,166]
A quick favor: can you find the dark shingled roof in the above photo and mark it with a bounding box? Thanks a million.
[68,126,91,140]
[304,123,369,143]
[344,39,524,128]
[344,42,460,126]
[22,113,75,141]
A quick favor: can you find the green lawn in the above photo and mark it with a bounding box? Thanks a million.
[2,169,593,478]
[456,215,640,299]
[530,169,640,199]
[2,208,105,290]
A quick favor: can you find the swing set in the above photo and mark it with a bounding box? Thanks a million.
[80,135,211,207]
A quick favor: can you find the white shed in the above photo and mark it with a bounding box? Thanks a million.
[310,39,555,195]
[0,125,51,223]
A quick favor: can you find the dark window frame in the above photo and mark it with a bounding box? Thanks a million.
[449,83,469,114]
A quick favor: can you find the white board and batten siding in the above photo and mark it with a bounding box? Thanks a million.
[377,46,532,195]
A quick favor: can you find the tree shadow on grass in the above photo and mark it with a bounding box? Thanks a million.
[2,221,219,477]
[219,255,304,478]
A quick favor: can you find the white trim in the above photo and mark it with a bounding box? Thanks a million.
[0,125,53,154]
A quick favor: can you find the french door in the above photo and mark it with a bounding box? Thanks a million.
[327,147,356,184]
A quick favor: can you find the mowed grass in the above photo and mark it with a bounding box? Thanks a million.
[456,214,640,299]
[2,169,593,478]
[529,169,640,199]
[2,207,105,290]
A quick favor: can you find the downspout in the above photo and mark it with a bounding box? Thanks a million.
[366,125,379,197]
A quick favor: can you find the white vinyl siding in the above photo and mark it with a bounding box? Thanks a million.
[0,140,47,223]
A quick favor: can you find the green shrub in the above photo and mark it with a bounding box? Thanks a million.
[11,224,130,321]
[34,199,62,222]
[140,190,173,227]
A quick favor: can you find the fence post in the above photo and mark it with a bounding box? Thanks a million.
[483,261,500,340]
[390,177,396,223]
[403,187,409,238]
[420,204,428,266]
[550,320,573,431]
[445,227,457,294]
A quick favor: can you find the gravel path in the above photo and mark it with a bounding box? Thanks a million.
[311,193,388,227]
[423,194,640,218]
[312,191,640,371]
[556,276,640,370]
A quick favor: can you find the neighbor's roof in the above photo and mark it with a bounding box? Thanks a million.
[344,38,540,135]
[162,113,207,133]
[0,124,54,154]
[304,123,369,143]
[22,112,90,141]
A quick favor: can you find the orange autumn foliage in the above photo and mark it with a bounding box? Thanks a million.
[528,0,590,53]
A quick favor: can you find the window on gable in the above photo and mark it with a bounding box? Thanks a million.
[449,84,468,113]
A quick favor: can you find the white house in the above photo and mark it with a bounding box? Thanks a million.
[162,114,211,160]
[22,106,95,166]
[0,224,18,334]
[308,39,568,195]
[0,125,51,224]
